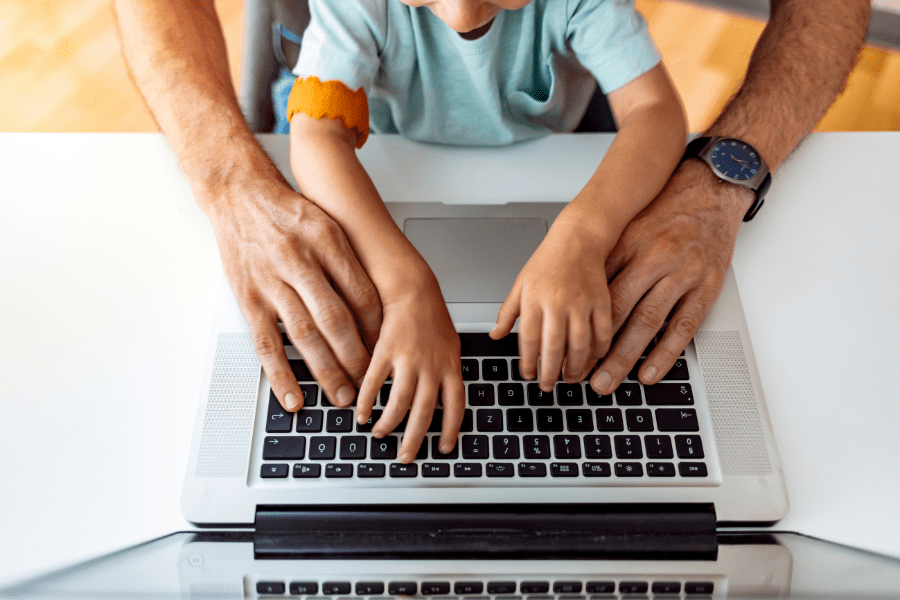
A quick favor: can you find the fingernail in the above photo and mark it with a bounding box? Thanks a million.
[336,386,355,406]
[593,371,612,393]
[357,414,368,425]
[285,392,301,411]
[642,366,657,383]
[440,444,453,454]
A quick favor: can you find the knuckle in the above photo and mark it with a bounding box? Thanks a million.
[317,301,354,334]
[608,289,630,318]
[632,304,666,332]
[286,316,320,347]
[669,313,700,341]
[252,329,282,359]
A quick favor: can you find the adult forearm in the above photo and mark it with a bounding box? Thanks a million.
[114,0,286,206]
[707,0,870,172]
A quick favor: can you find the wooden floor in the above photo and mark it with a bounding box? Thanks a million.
[1,0,898,132]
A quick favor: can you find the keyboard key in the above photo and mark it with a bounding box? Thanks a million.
[308,436,336,460]
[565,409,594,431]
[586,582,615,594]
[663,358,689,380]
[422,462,450,477]
[482,359,509,381]
[356,582,385,595]
[296,409,323,433]
[356,409,383,433]
[261,463,288,478]
[257,581,285,594]
[520,582,549,594]
[428,409,443,433]
[625,408,653,432]
[517,462,547,477]
[432,436,459,459]
[487,582,517,594]
[469,383,495,406]
[679,462,708,477]
[645,383,694,405]
[357,463,385,477]
[455,582,484,595]
[402,436,428,460]
[459,332,519,356]
[298,383,319,406]
[293,463,321,478]
[675,435,705,458]
[656,408,700,431]
[582,462,611,477]
[486,462,515,477]
[325,463,353,478]
[339,436,367,459]
[461,358,479,381]
[614,383,642,405]
[379,383,392,406]
[323,582,351,595]
[390,463,418,477]
[536,408,564,431]
[550,462,578,477]
[289,359,314,381]
[614,462,644,477]
[647,462,676,477]
[583,435,612,459]
[422,583,451,595]
[389,582,417,595]
[614,435,643,459]
[511,359,529,381]
[685,582,714,594]
[527,383,554,406]
[595,408,624,431]
[371,436,398,459]
[652,582,681,594]
[585,387,613,405]
[618,582,648,594]
[476,409,503,431]
[461,409,474,432]
[553,582,582,594]
[498,383,525,405]
[523,435,551,459]
[290,582,318,595]
[462,435,490,458]
[553,435,582,459]
[556,383,584,405]
[644,435,674,458]
[454,462,482,477]
[492,435,520,459]
[266,393,293,433]
[263,436,306,460]
[507,408,534,431]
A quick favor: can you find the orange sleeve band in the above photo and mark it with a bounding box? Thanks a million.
[286,76,369,148]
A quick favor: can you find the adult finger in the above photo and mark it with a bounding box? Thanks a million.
[243,302,304,412]
[286,268,372,395]
[320,243,383,352]
[438,372,465,453]
[271,284,357,408]
[640,278,723,385]
[373,367,416,438]
[539,312,567,392]
[399,377,440,463]
[516,301,543,381]
[592,278,682,395]
[607,258,668,335]
[561,310,593,383]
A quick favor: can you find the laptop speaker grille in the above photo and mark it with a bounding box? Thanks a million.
[195,333,260,478]
[694,330,772,476]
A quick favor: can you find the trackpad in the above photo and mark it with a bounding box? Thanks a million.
[404,218,548,303]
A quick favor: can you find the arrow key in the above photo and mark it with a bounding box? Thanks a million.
[263,436,306,460]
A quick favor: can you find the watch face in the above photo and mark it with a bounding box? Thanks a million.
[710,139,761,181]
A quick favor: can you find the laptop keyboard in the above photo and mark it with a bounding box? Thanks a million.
[259,333,711,483]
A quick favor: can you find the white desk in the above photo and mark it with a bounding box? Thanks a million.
[1,132,898,587]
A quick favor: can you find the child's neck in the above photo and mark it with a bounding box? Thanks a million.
[458,18,494,41]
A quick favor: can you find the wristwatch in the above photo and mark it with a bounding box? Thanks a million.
[682,136,771,222]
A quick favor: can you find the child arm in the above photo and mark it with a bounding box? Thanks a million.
[491,63,687,391]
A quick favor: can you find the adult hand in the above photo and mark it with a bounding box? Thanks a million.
[590,159,754,395]
[207,181,383,412]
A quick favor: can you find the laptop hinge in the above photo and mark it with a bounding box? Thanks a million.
[254,504,717,558]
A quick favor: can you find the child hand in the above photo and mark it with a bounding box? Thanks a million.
[355,273,465,464]
[490,219,616,392]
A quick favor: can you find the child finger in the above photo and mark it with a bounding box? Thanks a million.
[539,312,567,392]
[356,356,392,425]
[400,378,440,463]
[490,282,522,340]
[373,367,416,438]
[561,311,592,383]
[516,301,543,381]
[438,372,465,453]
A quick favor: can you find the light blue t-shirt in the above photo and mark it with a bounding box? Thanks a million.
[294,0,660,146]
